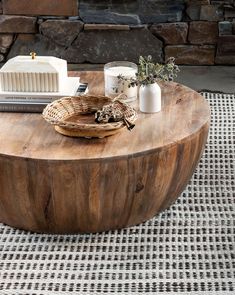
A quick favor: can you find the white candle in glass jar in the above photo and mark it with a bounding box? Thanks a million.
[104,62,138,102]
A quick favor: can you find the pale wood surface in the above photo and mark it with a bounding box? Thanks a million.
[0,71,210,160]
[0,71,210,233]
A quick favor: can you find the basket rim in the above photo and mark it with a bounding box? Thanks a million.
[42,95,138,130]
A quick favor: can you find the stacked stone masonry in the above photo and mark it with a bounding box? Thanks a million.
[0,0,235,65]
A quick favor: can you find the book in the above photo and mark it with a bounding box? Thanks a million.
[0,81,89,113]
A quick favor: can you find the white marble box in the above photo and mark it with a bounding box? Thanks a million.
[0,55,68,92]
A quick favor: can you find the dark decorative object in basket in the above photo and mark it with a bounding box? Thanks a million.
[42,95,138,138]
[95,100,136,130]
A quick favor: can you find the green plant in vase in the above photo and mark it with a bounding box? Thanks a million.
[118,56,180,86]
[118,56,180,113]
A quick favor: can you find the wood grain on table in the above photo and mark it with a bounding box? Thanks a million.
[0,71,210,233]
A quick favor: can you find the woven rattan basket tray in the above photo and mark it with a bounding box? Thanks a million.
[42,95,138,138]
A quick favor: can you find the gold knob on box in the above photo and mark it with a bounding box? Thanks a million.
[30,52,36,60]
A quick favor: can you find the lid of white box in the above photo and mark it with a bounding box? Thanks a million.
[0,54,67,73]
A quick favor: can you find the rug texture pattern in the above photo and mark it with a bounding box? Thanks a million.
[0,93,234,294]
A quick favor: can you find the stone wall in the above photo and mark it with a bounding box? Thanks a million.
[0,0,235,65]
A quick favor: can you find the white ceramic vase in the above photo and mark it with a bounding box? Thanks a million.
[139,82,161,113]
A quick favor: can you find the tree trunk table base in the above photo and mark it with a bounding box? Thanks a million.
[0,72,210,234]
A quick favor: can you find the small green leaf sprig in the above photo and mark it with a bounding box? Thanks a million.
[118,56,180,87]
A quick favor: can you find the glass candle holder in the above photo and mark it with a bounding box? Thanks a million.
[104,61,138,102]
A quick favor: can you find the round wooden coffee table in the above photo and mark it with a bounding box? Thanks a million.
[0,71,210,233]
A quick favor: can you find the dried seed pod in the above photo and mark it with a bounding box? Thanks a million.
[95,100,136,131]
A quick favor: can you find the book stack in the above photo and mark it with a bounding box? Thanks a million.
[0,79,88,113]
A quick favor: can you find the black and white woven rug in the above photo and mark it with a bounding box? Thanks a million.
[0,93,234,295]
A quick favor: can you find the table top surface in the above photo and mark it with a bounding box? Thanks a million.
[0,71,210,161]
